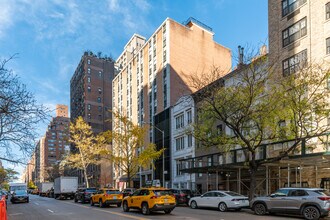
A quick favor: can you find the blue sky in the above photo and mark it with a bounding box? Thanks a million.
[0,0,268,178]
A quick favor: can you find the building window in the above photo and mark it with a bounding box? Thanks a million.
[163,50,166,62]
[326,2,330,20]
[98,88,102,94]
[87,86,91,92]
[282,17,307,47]
[175,136,185,151]
[153,64,156,72]
[98,115,102,121]
[87,113,91,119]
[282,49,307,76]
[217,124,223,135]
[282,0,306,17]
[88,68,91,74]
[175,114,184,129]
[87,104,91,111]
[98,106,102,112]
[187,134,193,147]
[87,59,91,65]
[187,110,192,124]
[87,77,91,83]
[98,71,102,78]
[327,37,330,54]
[97,97,101,103]
[176,161,182,176]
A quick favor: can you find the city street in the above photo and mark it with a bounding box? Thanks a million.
[7,195,328,220]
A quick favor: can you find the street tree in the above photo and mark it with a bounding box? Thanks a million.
[101,111,163,187]
[61,116,106,188]
[190,54,330,199]
[0,167,18,185]
[0,55,48,162]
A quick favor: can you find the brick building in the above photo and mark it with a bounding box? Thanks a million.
[70,52,115,187]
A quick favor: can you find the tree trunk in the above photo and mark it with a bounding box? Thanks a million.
[127,170,131,188]
[249,166,257,200]
[83,166,89,188]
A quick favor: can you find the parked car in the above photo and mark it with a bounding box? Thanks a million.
[170,189,193,205]
[10,190,29,203]
[122,187,176,215]
[122,188,136,197]
[189,190,249,212]
[251,188,330,220]
[0,190,8,199]
[90,188,122,208]
[74,187,97,203]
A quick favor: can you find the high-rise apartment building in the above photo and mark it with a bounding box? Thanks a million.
[269,0,330,76]
[39,104,70,182]
[112,17,231,188]
[70,52,115,187]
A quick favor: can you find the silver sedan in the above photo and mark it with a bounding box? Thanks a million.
[189,190,249,212]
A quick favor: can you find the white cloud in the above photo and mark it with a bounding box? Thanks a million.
[0,0,14,38]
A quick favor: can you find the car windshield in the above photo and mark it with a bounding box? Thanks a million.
[15,190,27,195]
[153,190,173,196]
[106,190,121,194]
[225,191,244,197]
[314,190,330,196]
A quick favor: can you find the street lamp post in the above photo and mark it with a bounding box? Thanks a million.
[143,122,165,187]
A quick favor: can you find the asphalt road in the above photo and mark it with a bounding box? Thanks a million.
[6,194,329,220]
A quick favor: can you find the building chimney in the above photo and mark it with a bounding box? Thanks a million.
[259,45,267,56]
[238,45,244,65]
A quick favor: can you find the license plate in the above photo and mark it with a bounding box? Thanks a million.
[113,196,117,199]
[164,199,169,205]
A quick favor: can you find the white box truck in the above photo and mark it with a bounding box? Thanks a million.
[54,176,78,200]
[38,182,54,197]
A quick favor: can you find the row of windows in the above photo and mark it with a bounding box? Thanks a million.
[282,0,307,17]
[87,104,103,112]
[282,49,307,76]
[327,2,330,20]
[282,17,307,47]
[175,134,193,151]
[175,110,192,129]
[87,113,103,121]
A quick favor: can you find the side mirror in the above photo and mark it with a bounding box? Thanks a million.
[200,195,203,198]
[270,194,276,198]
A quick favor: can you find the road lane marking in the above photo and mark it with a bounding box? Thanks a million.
[62,201,149,220]
[47,209,54,213]
[34,202,39,205]
[9,213,23,216]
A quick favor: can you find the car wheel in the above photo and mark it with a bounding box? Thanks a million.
[164,209,172,214]
[303,206,320,220]
[190,200,198,209]
[123,201,129,212]
[141,203,150,215]
[99,199,105,208]
[90,199,94,206]
[74,197,78,203]
[254,203,267,215]
[218,202,227,212]
[236,208,241,211]
[26,198,29,203]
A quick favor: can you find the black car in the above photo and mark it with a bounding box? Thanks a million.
[11,190,29,203]
[170,189,193,205]
[74,188,97,203]
[122,188,136,197]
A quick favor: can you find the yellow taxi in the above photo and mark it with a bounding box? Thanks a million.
[122,187,176,215]
[90,188,123,208]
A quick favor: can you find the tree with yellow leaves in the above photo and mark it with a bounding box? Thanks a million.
[61,116,106,188]
[102,111,163,188]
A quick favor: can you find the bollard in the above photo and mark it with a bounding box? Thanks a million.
[0,195,7,220]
